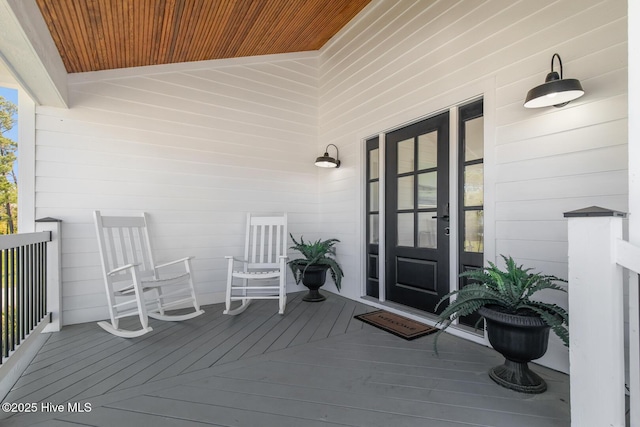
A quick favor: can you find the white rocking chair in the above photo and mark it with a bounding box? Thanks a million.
[224,213,288,315]
[93,211,204,338]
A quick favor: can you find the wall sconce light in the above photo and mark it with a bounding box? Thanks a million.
[524,53,584,108]
[315,144,341,168]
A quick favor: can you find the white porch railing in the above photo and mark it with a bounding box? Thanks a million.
[0,218,62,401]
[566,207,639,427]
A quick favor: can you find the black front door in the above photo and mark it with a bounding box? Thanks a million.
[385,112,450,314]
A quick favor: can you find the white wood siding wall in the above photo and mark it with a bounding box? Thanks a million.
[318,0,627,373]
[34,53,320,325]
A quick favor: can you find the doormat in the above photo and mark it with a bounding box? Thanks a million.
[354,310,438,340]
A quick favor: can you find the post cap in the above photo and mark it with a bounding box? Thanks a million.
[563,206,626,218]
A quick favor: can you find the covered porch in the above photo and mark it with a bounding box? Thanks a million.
[1,292,570,427]
[0,0,637,425]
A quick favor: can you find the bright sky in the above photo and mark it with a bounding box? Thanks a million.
[0,86,19,181]
[0,86,19,142]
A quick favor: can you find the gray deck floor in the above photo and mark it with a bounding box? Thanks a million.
[1,292,570,426]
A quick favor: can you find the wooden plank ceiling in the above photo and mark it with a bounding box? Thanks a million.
[35,0,371,74]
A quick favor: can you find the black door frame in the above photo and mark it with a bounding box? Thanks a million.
[365,136,380,298]
[457,98,485,327]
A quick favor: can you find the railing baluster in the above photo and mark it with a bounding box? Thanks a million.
[34,243,39,327]
[32,243,37,329]
[35,243,40,322]
[1,249,4,360]
[13,247,19,349]
[16,246,21,345]
[25,242,33,331]
[2,248,8,360]
[9,247,15,353]
[19,245,25,342]
[14,247,19,351]
[40,242,47,320]
[29,243,34,333]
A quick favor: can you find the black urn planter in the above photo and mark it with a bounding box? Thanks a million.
[298,264,329,302]
[478,306,551,394]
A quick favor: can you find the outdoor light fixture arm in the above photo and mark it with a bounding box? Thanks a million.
[551,53,563,79]
[325,143,339,160]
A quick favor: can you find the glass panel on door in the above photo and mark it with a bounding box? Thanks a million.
[417,213,437,248]
[418,132,438,169]
[464,210,484,253]
[397,138,414,173]
[397,213,414,247]
[418,172,437,208]
[398,176,414,210]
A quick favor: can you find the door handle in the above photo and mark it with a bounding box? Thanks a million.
[431,214,450,221]
[432,203,450,221]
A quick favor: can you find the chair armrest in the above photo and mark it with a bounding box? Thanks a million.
[155,257,193,269]
[107,263,139,276]
[225,256,249,264]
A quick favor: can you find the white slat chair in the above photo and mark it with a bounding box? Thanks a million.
[224,213,288,315]
[93,211,204,338]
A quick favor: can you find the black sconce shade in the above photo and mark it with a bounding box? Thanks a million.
[524,53,584,108]
[315,144,341,168]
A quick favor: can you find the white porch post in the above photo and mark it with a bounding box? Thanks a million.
[36,217,62,332]
[628,0,640,425]
[565,207,626,427]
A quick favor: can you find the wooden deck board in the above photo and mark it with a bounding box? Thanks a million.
[308,295,346,342]
[179,373,565,427]
[146,383,489,427]
[109,306,232,391]
[212,294,309,366]
[266,295,326,352]
[1,292,570,427]
[180,299,286,373]
[345,302,374,332]
[328,297,358,337]
[103,394,351,427]
[214,359,568,420]
[55,406,223,426]
[288,294,343,346]
[239,293,316,358]
[144,309,247,381]
[12,322,181,403]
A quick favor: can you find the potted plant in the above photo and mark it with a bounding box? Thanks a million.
[288,234,344,302]
[435,255,569,394]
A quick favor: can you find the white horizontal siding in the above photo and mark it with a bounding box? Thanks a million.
[35,53,320,325]
[318,0,627,373]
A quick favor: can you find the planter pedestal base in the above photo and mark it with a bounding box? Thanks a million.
[488,359,547,394]
[478,306,551,394]
[299,265,328,302]
[302,289,326,302]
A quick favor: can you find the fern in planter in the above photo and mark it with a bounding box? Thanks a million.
[435,255,569,347]
[288,234,344,291]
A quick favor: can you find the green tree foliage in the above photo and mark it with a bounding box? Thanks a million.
[0,95,17,234]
